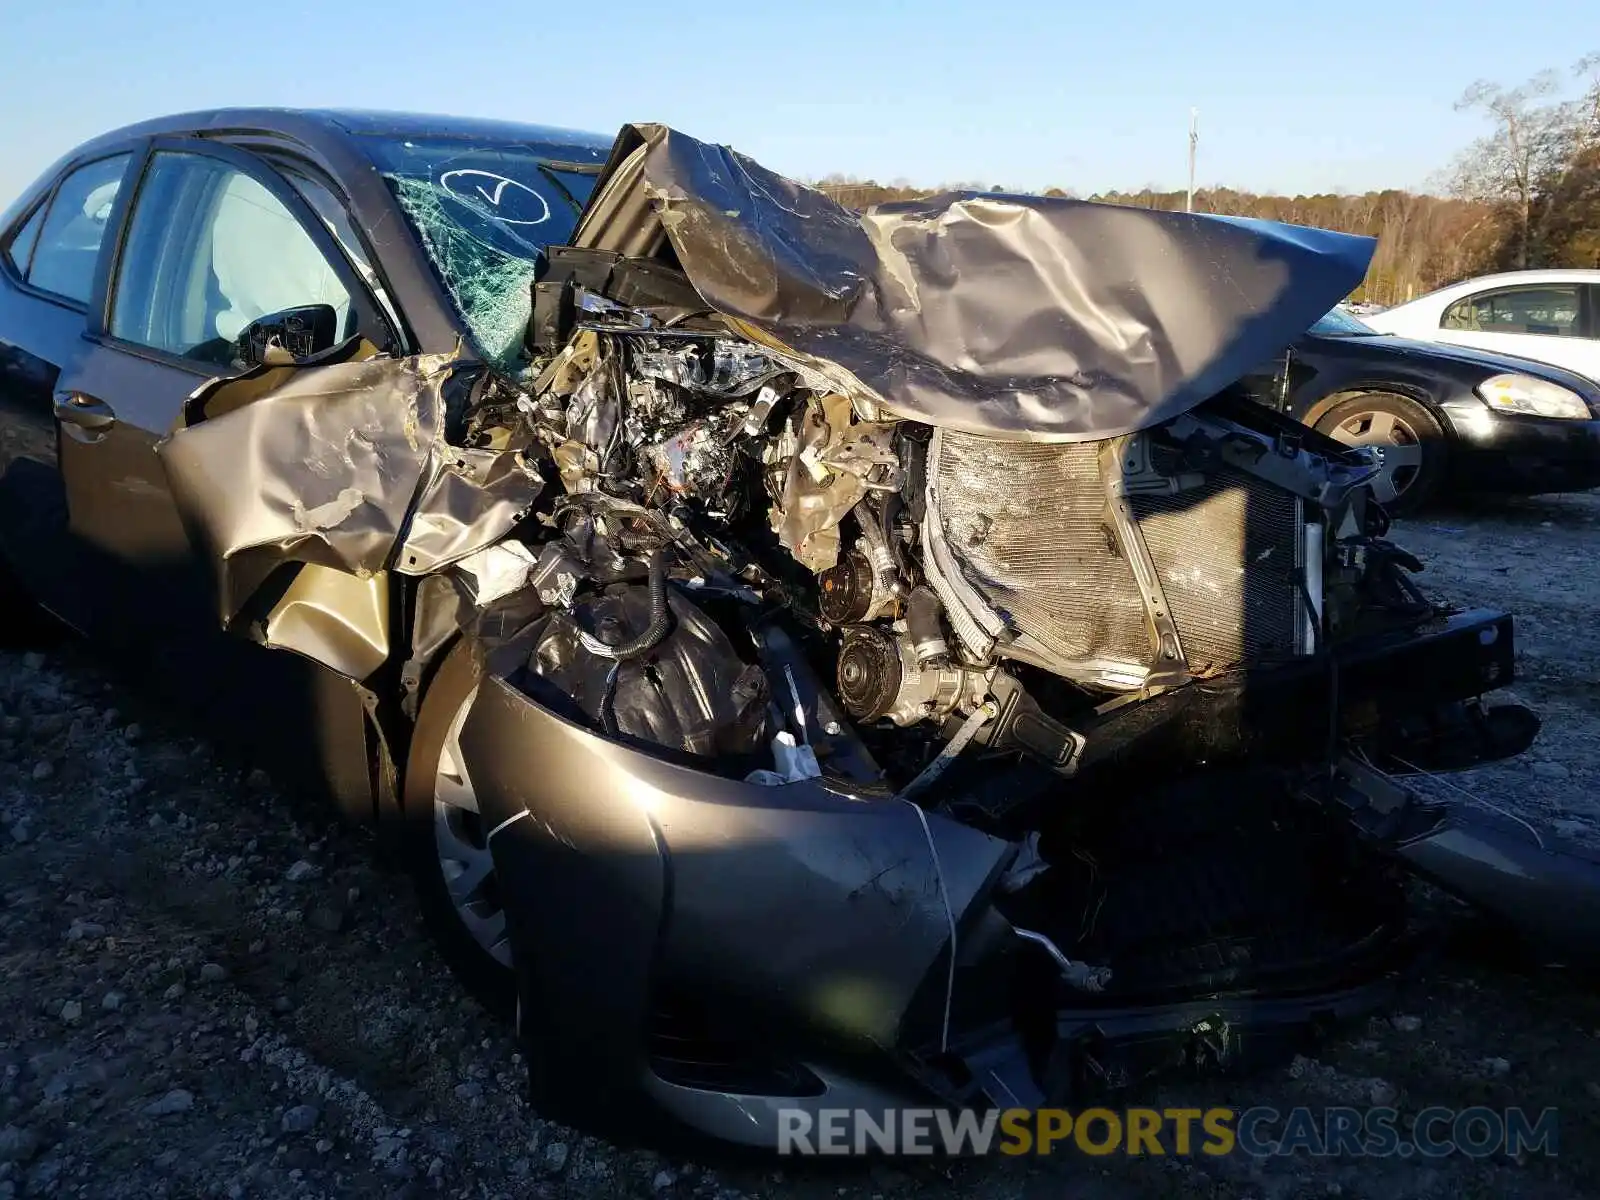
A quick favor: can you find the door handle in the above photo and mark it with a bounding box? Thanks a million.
[52,391,116,433]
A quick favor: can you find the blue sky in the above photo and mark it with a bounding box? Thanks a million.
[1,0,1592,207]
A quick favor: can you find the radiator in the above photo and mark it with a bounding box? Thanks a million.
[930,430,1303,684]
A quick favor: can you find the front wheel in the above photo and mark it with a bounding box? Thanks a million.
[403,642,517,1018]
[1314,392,1446,512]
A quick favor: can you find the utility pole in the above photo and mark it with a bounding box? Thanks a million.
[1186,108,1199,213]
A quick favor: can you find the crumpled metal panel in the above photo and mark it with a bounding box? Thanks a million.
[577,124,1375,442]
[156,351,541,628]
[400,443,542,575]
[261,563,391,680]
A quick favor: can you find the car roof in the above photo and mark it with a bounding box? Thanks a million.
[69,107,616,163]
[1405,268,1600,304]
[1438,268,1600,288]
[1368,268,1600,318]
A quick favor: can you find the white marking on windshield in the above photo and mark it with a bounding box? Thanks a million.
[438,169,551,227]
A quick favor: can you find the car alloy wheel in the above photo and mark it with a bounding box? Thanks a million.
[431,689,513,969]
[1314,392,1445,512]
[1329,409,1424,504]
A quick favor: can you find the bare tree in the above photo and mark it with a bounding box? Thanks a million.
[1575,53,1600,142]
[1450,64,1588,267]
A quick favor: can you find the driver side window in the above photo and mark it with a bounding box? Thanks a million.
[1442,286,1581,337]
[110,151,353,365]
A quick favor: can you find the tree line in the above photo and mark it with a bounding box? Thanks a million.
[816,54,1599,307]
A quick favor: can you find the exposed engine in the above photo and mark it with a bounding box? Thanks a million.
[444,130,1582,1136]
[483,309,1434,801]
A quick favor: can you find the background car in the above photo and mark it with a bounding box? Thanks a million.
[1240,306,1600,508]
[1339,300,1387,317]
[1359,268,1600,383]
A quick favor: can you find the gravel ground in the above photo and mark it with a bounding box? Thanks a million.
[2,493,1599,1200]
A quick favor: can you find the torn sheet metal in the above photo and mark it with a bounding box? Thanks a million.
[157,352,542,626]
[575,125,1375,442]
[400,443,542,574]
[261,563,391,680]
[771,393,872,571]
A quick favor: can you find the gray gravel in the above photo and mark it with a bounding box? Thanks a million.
[2,493,1599,1199]
[1390,492,1600,846]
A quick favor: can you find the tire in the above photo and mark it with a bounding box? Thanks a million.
[402,642,517,1019]
[1313,392,1446,512]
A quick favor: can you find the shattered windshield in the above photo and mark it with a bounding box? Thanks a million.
[360,133,606,366]
[1310,307,1380,337]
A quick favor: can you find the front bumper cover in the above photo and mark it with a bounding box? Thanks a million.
[454,606,1600,1150]
[1439,400,1600,492]
[458,670,1014,1142]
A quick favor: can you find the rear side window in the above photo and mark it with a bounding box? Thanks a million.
[2,204,46,275]
[21,154,132,305]
[1442,286,1582,337]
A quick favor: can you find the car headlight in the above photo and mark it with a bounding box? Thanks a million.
[1475,373,1593,420]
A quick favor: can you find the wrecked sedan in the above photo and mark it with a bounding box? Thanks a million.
[2,109,1599,1151]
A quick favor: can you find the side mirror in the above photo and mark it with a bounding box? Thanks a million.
[235,304,338,368]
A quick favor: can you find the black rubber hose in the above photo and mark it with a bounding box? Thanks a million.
[905,585,949,666]
[879,493,914,579]
[854,501,902,596]
[579,549,671,661]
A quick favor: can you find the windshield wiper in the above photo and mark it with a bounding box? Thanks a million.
[537,163,589,216]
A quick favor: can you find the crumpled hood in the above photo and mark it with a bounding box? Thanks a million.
[574,123,1377,442]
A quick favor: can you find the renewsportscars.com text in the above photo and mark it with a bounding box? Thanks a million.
[777,1106,1560,1158]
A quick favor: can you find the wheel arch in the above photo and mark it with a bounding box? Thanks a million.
[1302,382,1444,432]
[398,632,482,817]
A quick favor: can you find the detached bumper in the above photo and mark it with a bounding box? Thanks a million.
[1311,755,1600,964]
[1439,401,1600,493]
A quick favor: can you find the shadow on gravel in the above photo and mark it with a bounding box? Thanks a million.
[1415,489,1600,528]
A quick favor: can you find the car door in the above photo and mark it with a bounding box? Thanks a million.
[48,137,396,810]
[56,137,387,647]
[1435,283,1596,380]
[0,150,136,628]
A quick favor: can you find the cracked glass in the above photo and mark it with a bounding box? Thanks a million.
[360,133,604,367]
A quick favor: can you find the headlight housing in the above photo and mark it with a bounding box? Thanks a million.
[1475,373,1593,420]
